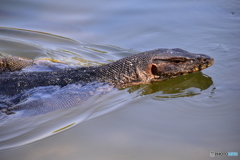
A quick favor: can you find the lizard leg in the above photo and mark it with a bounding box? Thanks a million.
[0,56,34,73]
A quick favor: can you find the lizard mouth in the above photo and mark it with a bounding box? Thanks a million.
[195,56,214,72]
[201,57,214,70]
[150,54,214,81]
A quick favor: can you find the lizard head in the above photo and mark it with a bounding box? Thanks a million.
[143,48,214,82]
[100,48,214,88]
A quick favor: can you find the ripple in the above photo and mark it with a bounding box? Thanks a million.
[0,88,131,150]
[0,27,131,66]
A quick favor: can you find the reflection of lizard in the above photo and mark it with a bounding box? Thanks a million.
[0,48,213,116]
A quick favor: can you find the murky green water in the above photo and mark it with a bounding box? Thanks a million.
[0,0,240,160]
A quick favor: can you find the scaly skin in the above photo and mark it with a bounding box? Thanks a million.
[0,48,214,117]
[0,48,214,96]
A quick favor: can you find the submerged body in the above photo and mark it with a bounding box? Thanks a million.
[0,48,213,118]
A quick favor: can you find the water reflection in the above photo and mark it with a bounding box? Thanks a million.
[52,123,76,133]
[0,27,129,66]
[127,72,213,98]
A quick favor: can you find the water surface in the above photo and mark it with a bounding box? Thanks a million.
[0,0,240,160]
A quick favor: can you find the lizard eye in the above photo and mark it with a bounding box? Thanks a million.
[153,58,188,64]
[170,58,187,63]
[173,59,182,63]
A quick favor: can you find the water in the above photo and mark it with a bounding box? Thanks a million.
[0,0,240,159]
